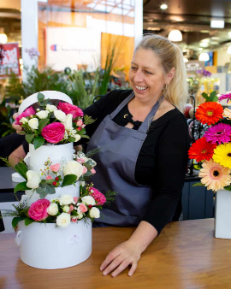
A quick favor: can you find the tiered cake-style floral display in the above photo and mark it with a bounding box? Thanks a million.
[188,92,231,239]
[2,91,115,269]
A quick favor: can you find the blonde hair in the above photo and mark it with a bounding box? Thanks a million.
[135,34,188,112]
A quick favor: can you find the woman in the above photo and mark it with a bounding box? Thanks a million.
[13,35,190,277]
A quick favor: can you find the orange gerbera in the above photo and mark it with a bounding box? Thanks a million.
[195,102,223,125]
[188,137,217,162]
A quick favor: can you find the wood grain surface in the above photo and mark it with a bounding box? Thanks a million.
[1,219,231,289]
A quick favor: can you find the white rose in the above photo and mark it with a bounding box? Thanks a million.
[47,203,59,216]
[63,161,83,180]
[74,134,81,142]
[28,118,39,130]
[56,213,71,228]
[26,170,41,189]
[77,212,83,219]
[54,110,66,122]
[89,207,100,218]
[21,117,28,124]
[59,194,74,205]
[62,114,73,130]
[46,104,57,112]
[63,205,70,213]
[82,196,96,206]
[36,110,49,119]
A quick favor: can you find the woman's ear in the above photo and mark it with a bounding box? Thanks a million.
[165,67,175,84]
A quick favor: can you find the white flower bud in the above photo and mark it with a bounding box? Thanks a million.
[54,110,66,122]
[82,196,96,206]
[26,170,41,189]
[89,207,100,218]
[62,205,70,213]
[63,161,83,180]
[21,117,28,124]
[59,194,74,205]
[47,203,59,216]
[56,213,71,228]
[28,118,39,130]
[46,104,57,112]
[62,114,73,130]
[74,134,81,142]
[36,110,49,119]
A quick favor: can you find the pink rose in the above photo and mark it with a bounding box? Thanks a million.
[91,168,96,174]
[76,158,85,164]
[46,175,52,180]
[50,163,60,172]
[69,205,74,213]
[28,199,50,221]
[90,187,106,206]
[57,102,83,118]
[15,106,36,125]
[41,122,65,143]
[73,197,78,203]
[76,120,83,127]
[71,217,77,223]
[79,203,87,213]
[82,166,88,175]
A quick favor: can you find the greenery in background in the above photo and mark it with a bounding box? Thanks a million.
[0,99,15,137]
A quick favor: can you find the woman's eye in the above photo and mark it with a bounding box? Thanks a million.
[131,66,137,70]
[145,70,152,75]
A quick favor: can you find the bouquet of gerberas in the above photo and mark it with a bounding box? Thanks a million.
[188,92,231,191]
[15,92,94,149]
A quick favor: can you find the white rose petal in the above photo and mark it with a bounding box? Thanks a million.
[36,110,49,119]
[63,161,83,180]
[26,170,41,189]
[89,207,100,218]
[63,205,70,213]
[82,196,96,206]
[28,118,39,130]
[56,213,71,228]
[54,110,66,122]
[77,212,83,219]
[46,104,57,112]
[74,134,81,142]
[62,114,73,130]
[21,117,28,124]
[47,203,59,216]
[59,194,74,205]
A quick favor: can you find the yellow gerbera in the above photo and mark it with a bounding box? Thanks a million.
[199,159,231,191]
[213,143,231,168]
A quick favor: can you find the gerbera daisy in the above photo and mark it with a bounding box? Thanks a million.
[213,143,231,168]
[219,93,231,103]
[223,108,231,120]
[199,159,231,191]
[195,102,223,125]
[188,137,216,162]
[204,123,231,144]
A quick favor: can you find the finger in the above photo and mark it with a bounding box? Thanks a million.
[128,261,137,277]
[111,259,130,277]
[12,123,22,131]
[13,113,19,120]
[100,251,120,271]
[102,256,124,276]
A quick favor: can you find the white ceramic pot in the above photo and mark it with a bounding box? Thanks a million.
[215,189,231,239]
[16,219,92,269]
[25,182,80,205]
[29,143,74,174]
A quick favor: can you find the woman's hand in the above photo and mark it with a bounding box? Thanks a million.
[100,240,141,277]
[12,113,23,134]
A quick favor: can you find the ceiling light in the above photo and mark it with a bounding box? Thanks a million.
[210,19,225,29]
[227,45,231,54]
[168,30,182,42]
[200,42,209,48]
[199,53,210,62]
[160,4,168,10]
[147,27,161,31]
[183,57,188,63]
[0,28,7,44]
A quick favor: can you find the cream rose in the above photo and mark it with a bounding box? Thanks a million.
[74,134,81,142]
[89,207,100,218]
[54,110,66,122]
[81,196,96,206]
[36,110,49,119]
[28,118,39,130]
[46,104,57,112]
[47,203,59,216]
[21,117,28,124]
[56,213,71,228]
[26,170,41,189]
[77,212,83,219]
[63,161,83,180]
[62,205,70,213]
[59,194,74,205]
[62,114,73,130]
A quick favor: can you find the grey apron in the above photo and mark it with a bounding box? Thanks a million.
[87,92,162,226]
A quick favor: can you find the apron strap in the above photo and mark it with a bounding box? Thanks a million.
[109,92,134,119]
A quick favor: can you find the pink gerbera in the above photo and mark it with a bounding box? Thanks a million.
[219,93,231,103]
[204,123,231,144]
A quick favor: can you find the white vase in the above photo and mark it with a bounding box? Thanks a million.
[16,219,92,269]
[215,189,231,239]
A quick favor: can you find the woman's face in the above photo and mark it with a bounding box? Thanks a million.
[129,48,173,102]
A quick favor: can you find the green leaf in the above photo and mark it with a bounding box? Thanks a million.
[202,92,209,102]
[37,92,45,103]
[192,183,205,187]
[34,136,45,150]
[224,185,231,191]
[61,174,77,187]
[36,183,56,198]
[69,137,76,142]
[25,134,34,143]
[12,216,24,229]
[79,135,90,139]
[24,217,34,226]
[44,179,55,185]
[209,91,218,102]
[38,118,49,133]
[14,181,30,193]
[15,162,28,179]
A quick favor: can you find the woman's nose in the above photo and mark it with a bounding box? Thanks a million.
[133,70,143,82]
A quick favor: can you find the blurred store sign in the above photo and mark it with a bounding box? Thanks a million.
[0,42,21,78]
[46,28,101,72]
[186,61,205,72]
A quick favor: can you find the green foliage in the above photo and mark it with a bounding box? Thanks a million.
[15,161,28,179]
[224,185,231,191]
[61,174,77,187]
[25,134,34,143]
[104,190,117,205]
[192,183,205,187]
[86,147,101,158]
[0,99,15,138]
[202,91,218,102]
[14,181,30,193]
[37,183,56,198]
[34,136,45,149]
[25,217,34,226]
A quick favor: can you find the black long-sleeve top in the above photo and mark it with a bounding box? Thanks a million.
[83,90,190,234]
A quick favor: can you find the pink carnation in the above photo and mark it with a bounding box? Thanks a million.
[50,163,60,172]
[69,205,74,213]
[71,217,77,223]
[57,102,83,118]
[73,197,78,203]
[28,199,50,221]
[82,166,88,175]
[78,203,88,213]
[46,175,52,180]
[41,122,65,143]
[15,106,36,125]
[91,168,96,174]
[90,187,106,206]
[77,158,85,164]
[76,120,83,127]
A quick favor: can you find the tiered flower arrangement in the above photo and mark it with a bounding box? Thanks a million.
[188,92,231,191]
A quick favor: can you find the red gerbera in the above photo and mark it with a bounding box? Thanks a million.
[188,137,217,162]
[195,102,223,125]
